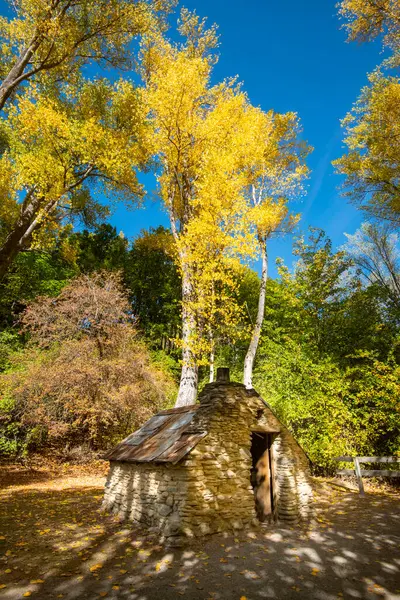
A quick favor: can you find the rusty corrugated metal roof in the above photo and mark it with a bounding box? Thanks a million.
[103,404,208,464]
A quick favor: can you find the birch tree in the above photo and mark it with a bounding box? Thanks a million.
[142,14,262,405]
[342,222,400,306]
[142,12,310,403]
[243,112,310,388]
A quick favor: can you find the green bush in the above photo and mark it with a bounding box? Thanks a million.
[0,393,28,457]
[253,336,357,470]
[0,329,22,372]
[252,336,400,470]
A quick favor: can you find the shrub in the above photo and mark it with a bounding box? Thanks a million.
[253,337,357,470]
[253,337,400,470]
[0,272,176,457]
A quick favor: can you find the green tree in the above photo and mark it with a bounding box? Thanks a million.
[73,224,129,274]
[277,228,353,355]
[247,228,400,467]
[253,335,355,468]
[345,356,400,457]
[276,228,397,363]
[126,227,181,349]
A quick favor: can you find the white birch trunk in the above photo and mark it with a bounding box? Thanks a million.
[175,266,198,406]
[208,299,215,382]
[209,347,215,383]
[167,197,198,407]
[243,238,268,389]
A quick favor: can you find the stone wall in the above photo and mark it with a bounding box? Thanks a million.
[102,462,189,537]
[178,399,257,538]
[272,428,314,522]
[102,381,314,542]
[174,382,313,537]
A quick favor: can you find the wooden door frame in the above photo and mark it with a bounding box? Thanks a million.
[250,431,279,522]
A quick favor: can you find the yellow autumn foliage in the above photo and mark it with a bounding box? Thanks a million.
[334,73,400,222]
[0,0,174,93]
[142,13,309,365]
[0,0,175,277]
[338,0,399,66]
[0,79,151,256]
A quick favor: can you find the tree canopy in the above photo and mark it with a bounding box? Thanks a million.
[0,0,173,278]
[141,12,309,404]
[335,1,400,223]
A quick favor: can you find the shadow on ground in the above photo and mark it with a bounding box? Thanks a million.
[0,477,399,599]
[0,466,59,490]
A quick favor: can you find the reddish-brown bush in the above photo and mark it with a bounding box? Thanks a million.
[1,272,176,454]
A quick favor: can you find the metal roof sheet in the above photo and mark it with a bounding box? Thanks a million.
[103,405,207,464]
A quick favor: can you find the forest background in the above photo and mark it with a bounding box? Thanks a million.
[0,0,399,472]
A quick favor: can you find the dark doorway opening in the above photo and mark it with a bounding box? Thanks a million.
[250,432,275,522]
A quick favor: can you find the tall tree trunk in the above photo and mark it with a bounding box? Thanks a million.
[209,345,215,383]
[208,283,215,383]
[0,167,93,280]
[175,266,198,407]
[167,187,198,407]
[243,238,268,389]
[0,193,45,280]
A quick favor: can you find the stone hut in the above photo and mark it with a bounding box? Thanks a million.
[103,369,313,542]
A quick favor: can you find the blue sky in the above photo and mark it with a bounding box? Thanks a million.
[110,0,383,276]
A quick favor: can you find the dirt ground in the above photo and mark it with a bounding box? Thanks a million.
[0,463,399,600]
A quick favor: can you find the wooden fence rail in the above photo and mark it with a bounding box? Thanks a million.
[333,456,400,496]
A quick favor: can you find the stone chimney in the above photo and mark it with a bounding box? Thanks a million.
[216,367,230,383]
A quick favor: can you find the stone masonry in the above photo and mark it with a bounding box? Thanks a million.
[103,379,314,542]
